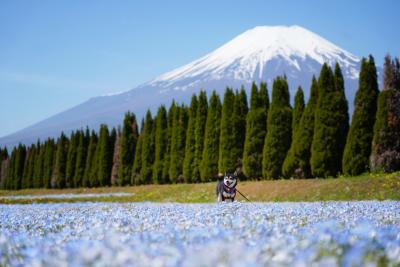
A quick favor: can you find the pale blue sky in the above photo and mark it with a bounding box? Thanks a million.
[1,0,399,137]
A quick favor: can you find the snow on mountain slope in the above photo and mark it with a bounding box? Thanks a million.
[0,25,367,148]
[149,25,359,88]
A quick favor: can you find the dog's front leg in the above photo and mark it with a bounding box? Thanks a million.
[217,193,223,202]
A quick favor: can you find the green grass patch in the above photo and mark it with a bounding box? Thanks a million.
[0,172,399,204]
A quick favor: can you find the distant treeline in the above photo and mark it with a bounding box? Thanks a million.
[1,55,399,190]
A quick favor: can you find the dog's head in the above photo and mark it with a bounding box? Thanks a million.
[223,172,237,188]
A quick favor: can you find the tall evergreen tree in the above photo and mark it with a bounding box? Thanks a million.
[66,131,79,188]
[96,125,114,187]
[169,105,188,183]
[243,82,269,179]
[281,86,305,178]
[333,63,350,172]
[153,106,168,184]
[43,139,56,188]
[74,130,88,187]
[132,119,145,185]
[111,128,121,186]
[139,111,155,184]
[5,147,17,189]
[232,87,248,168]
[118,112,138,186]
[193,91,208,182]
[218,88,236,172]
[22,144,35,189]
[292,87,305,135]
[0,148,9,189]
[52,133,68,188]
[183,95,198,182]
[33,141,44,188]
[82,131,97,187]
[262,77,292,179]
[282,77,319,178]
[201,91,222,181]
[343,56,379,175]
[370,55,400,172]
[311,63,349,177]
[162,102,176,184]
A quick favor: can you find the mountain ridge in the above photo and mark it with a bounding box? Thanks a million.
[0,25,374,148]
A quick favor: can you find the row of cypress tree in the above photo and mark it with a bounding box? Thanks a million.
[1,55,399,189]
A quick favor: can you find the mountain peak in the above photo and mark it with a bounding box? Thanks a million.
[1,25,366,148]
[149,25,359,89]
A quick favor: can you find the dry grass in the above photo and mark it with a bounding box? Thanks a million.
[0,172,399,204]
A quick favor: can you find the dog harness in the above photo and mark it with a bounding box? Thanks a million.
[222,184,236,200]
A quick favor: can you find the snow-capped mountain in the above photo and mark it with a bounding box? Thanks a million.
[1,25,366,148]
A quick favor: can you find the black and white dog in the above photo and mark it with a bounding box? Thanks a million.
[216,172,238,202]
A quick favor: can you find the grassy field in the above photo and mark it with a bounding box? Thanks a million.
[0,172,399,204]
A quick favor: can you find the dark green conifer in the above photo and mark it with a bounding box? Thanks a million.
[161,102,176,184]
[243,82,268,179]
[282,77,319,178]
[82,131,97,187]
[118,112,138,186]
[66,131,79,188]
[370,55,400,172]
[201,91,222,181]
[183,95,198,183]
[74,130,88,187]
[43,139,56,188]
[96,125,114,187]
[132,119,144,185]
[192,91,208,182]
[53,133,68,188]
[343,56,379,175]
[139,111,155,184]
[232,87,248,168]
[311,63,349,177]
[153,106,168,184]
[292,87,305,135]
[262,77,292,179]
[169,105,188,183]
[218,88,236,172]
[33,141,44,188]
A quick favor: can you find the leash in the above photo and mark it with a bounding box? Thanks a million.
[236,189,251,202]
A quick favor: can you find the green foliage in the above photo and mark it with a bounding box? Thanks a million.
[233,87,248,166]
[66,131,79,188]
[82,131,97,187]
[140,110,155,184]
[262,77,292,179]
[218,88,236,172]
[33,141,44,188]
[243,82,269,179]
[292,87,305,135]
[132,119,144,185]
[74,130,88,187]
[169,105,188,183]
[153,106,168,184]
[43,139,56,188]
[183,95,198,183]
[343,56,379,175]
[282,77,319,178]
[118,112,138,186]
[193,91,208,182]
[311,63,349,177]
[370,55,400,172]
[96,125,114,187]
[201,91,221,181]
[53,133,68,188]
[161,102,176,184]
